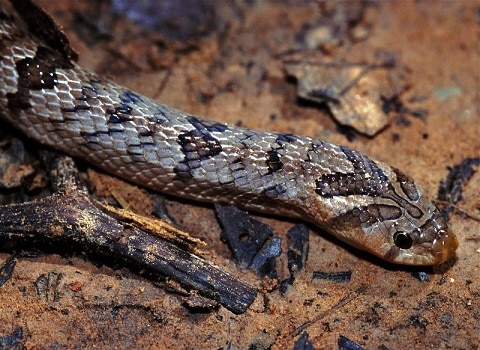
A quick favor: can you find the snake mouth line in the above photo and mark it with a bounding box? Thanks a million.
[382,229,458,266]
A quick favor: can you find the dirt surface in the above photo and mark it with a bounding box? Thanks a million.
[0,1,479,349]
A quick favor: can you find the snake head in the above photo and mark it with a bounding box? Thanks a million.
[378,168,458,265]
[383,210,458,265]
[313,163,458,266]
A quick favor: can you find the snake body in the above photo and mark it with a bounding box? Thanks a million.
[0,0,458,265]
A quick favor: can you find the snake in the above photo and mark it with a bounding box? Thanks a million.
[0,0,458,265]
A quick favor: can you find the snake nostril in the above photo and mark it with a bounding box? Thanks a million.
[393,231,413,249]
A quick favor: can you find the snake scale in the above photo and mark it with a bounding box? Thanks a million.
[0,0,458,265]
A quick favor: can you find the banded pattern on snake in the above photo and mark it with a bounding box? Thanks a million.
[0,0,458,265]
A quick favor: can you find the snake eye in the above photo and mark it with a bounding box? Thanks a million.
[393,231,413,249]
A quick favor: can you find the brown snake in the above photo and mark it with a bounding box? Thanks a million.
[0,0,458,265]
